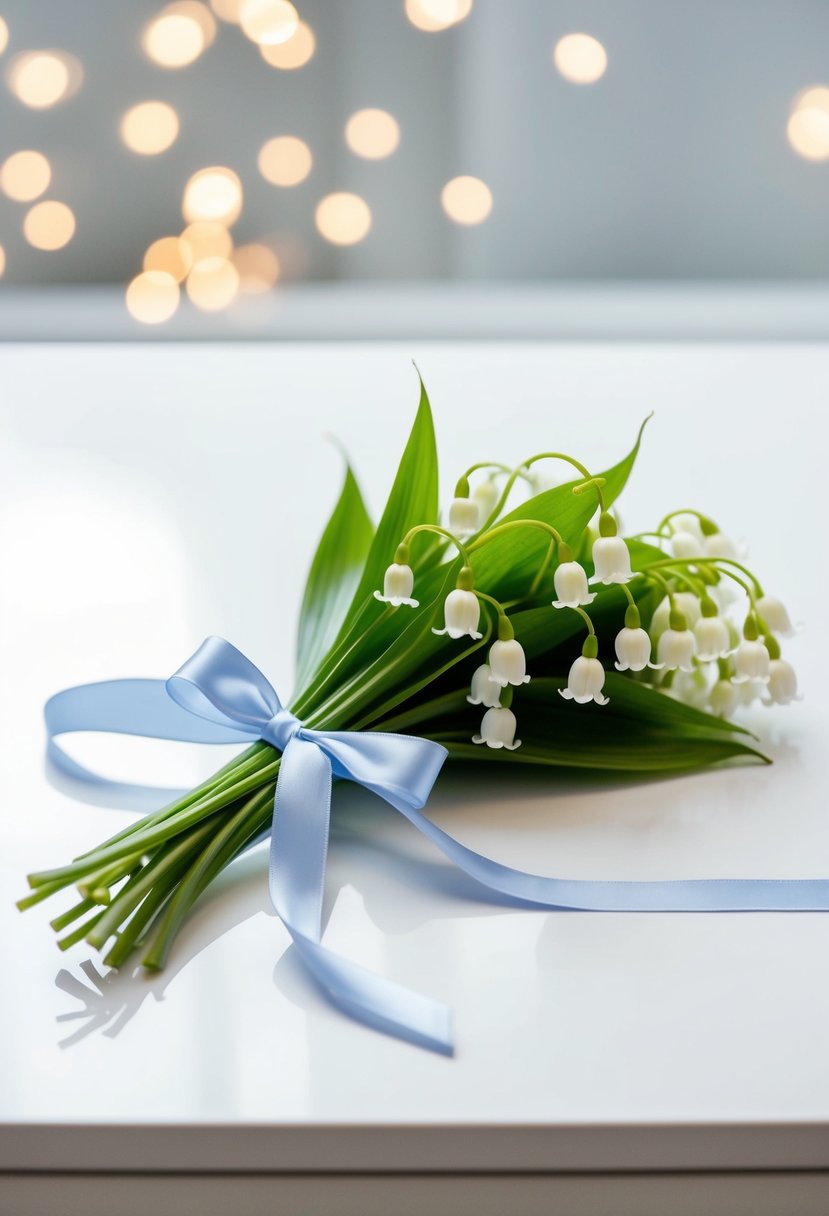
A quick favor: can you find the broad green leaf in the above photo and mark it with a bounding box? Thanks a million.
[330,370,439,649]
[294,462,374,692]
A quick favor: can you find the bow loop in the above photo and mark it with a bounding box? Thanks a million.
[166,636,282,737]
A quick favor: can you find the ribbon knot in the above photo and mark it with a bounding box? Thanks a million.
[261,706,302,751]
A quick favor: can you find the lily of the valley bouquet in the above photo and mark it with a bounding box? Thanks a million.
[20,375,803,1053]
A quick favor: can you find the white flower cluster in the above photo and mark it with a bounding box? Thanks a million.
[374,473,801,755]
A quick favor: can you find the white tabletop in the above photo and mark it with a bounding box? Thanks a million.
[0,340,827,1173]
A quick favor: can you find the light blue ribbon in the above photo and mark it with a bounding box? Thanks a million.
[45,636,829,1056]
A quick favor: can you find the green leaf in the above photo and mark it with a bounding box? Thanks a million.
[331,369,439,647]
[294,462,374,692]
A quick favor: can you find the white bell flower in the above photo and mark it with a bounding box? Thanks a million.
[657,622,697,672]
[731,639,770,684]
[472,706,521,750]
[671,530,704,559]
[590,536,632,585]
[559,655,609,706]
[614,626,661,672]
[472,478,499,522]
[488,638,531,687]
[703,531,738,560]
[669,513,704,540]
[553,560,596,609]
[710,678,740,718]
[669,665,714,711]
[693,615,732,662]
[467,664,502,708]
[374,562,418,608]
[448,496,480,539]
[756,594,798,638]
[651,592,702,640]
[432,588,482,640]
[764,659,802,706]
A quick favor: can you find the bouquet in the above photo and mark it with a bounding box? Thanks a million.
[19,373,801,1051]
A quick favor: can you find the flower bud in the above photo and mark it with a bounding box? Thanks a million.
[731,639,770,684]
[693,616,732,662]
[559,655,609,705]
[472,706,521,750]
[614,626,660,672]
[552,561,596,609]
[374,562,418,607]
[467,664,502,708]
[432,588,482,640]
[590,535,632,585]
[488,638,531,687]
[448,496,480,539]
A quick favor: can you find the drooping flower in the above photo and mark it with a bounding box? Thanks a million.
[670,665,715,710]
[559,654,609,705]
[669,512,704,540]
[432,587,482,640]
[374,561,418,607]
[472,477,499,522]
[591,536,632,585]
[553,560,596,609]
[650,591,702,638]
[615,626,661,672]
[671,530,704,559]
[693,615,732,662]
[703,531,738,560]
[757,594,797,638]
[472,706,521,750]
[657,611,697,672]
[732,639,770,684]
[764,659,802,706]
[710,678,740,718]
[467,664,502,708]
[448,495,480,539]
[488,638,531,687]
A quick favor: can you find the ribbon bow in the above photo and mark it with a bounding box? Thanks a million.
[46,637,829,1056]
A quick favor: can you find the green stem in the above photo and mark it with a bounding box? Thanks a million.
[402,524,470,566]
[291,603,395,719]
[468,517,563,552]
[50,897,97,932]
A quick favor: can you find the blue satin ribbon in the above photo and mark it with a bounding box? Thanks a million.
[45,636,829,1056]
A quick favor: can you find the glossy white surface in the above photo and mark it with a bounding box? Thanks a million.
[0,342,827,1171]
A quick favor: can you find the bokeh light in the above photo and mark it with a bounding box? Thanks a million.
[0,17,8,55]
[182,166,243,225]
[233,243,280,292]
[0,244,5,277]
[258,135,312,186]
[126,270,181,323]
[794,86,829,114]
[787,106,829,161]
[0,150,51,202]
[120,101,180,155]
[315,192,372,245]
[553,33,607,84]
[144,235,192,281]
[239,0,298,46]
[345,108,400,159]
[209,0,244,21]
[142,3,216,68]
[186,256,240,309]
[405,0,472,32]
[441,175,492,224]
[180,220,233,263]
[6,50,82,108]
[259,20,315,68]
[23,200,76,250]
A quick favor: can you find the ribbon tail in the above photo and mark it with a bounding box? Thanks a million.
[269,735,453,1055]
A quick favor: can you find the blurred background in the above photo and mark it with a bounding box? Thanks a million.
[1,0,828,337]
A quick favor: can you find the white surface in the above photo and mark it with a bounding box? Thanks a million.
[0,341,827,1172]
[3,283,829,341]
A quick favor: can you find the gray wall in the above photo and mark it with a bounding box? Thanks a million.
[0,0,827,284]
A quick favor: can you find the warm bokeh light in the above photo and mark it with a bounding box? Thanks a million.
[405,0,472,32]
[0,17,8,55]
[126,270,181,324]
[6,50,82,108]
[258,135,312,186]
[144,235,192,281]
[345,108,400,159]
[142,3,216,68]
[315,192,372,245]
[553,33,607,84]
[186,256,240,310]
[259,19,315,68]
[180,220,233,263]
[120,101,180,155]
[23,199,76,250]
[233,243,280,292]
[209,0,244,21]
[0,150,51,202]
[0,244,5,277]
[239,0,298,46]
[787,106,829,161]
[794,85,829,115]
[182,166,243,225]
[441,175,492,225]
